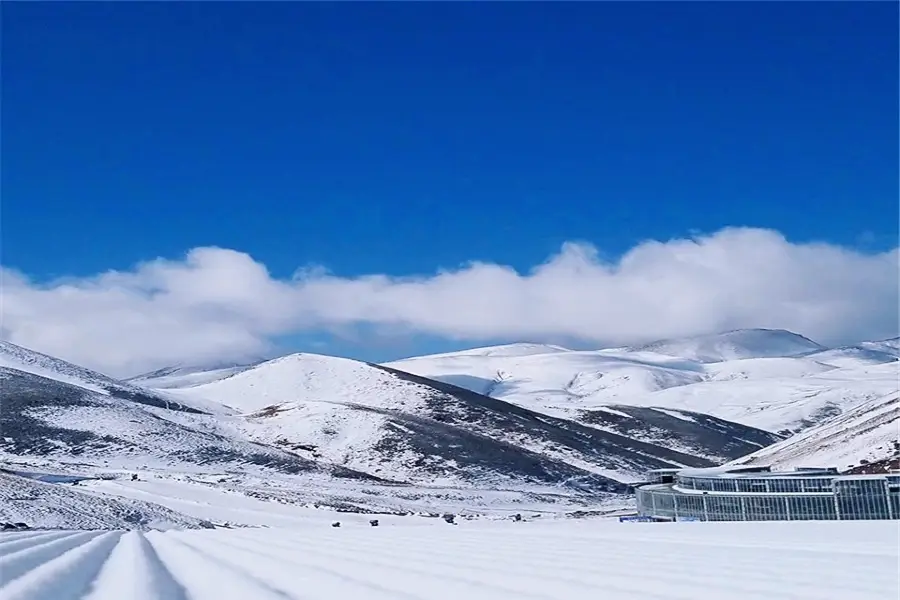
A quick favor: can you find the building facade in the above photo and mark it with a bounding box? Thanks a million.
[635,465,900,521]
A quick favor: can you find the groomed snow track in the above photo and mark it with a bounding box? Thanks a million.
[1,521,897,600]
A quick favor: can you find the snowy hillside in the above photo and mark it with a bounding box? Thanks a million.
[0,471,210,530]
[0,367,371,480]
[171,353,747,486]
[3,330,894,530]
[859,336,900,355]
[127,364,255,390]
[386,329,899,436]
[386,346,707,414]
[0,341,230,416]
[0,342,639,527]
[731,392,900,472]
[411,343,573,359]
[0,459,626,530]
[2,341,767,525]
[632,362,898,434]
[2,521,896,600]
[802,338,900,369]
[625,328,825,363]
[578,405,780,463]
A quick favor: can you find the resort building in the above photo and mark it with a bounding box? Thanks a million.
[634,465,900,521]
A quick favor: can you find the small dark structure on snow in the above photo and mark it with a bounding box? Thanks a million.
[442,513,456,525]
[369,519,379,527]
[331,521,341,528]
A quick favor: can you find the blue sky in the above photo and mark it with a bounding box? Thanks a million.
[2,2,898,370]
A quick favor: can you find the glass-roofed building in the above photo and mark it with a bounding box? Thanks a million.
[634,465,900,521]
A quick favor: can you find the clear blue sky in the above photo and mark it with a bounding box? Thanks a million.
[4,2,897,282]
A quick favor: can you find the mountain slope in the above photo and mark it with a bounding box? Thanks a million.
[0,366,375,481]
[0,471,210,530]
[386,347,706,415]
[386,332,898,435]
[730,392,900,472]
[638,362,898,434]
[0,341,228,415]
[578,405,782,463]
[170,353,754,486]
[801,339,900,369]
[408,343,573,359]
[859,337,900,355]
[127,364,255,390]
[625,329,825,363]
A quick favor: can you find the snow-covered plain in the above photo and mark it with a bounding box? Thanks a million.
[1,520,896,600]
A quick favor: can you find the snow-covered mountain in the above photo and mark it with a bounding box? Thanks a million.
[167,353,771,486]
[0,340,777,495]
[800,337,900,369]
[3,328,895,529]
[625,329,825,363]
[127,363,256,390]
[0,342,643,527]
[626,361,897,434]
[0,366,370,480]
[859,337,900,355]
[385,344,707,415]
[0,340,230,415]
[386,330,899,436]
[729,392,899,472]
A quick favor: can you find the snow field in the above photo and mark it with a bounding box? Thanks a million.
[1,520,896,600]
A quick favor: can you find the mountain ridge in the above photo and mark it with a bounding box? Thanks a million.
[384,329,898,437]
[1,341,779,491]
[3,328,894,528]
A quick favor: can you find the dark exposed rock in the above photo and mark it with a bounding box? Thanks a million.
[579,405,783,462]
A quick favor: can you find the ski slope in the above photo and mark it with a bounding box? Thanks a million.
[1,521,896,600]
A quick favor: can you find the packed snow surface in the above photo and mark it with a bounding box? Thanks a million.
[1,520,895,600]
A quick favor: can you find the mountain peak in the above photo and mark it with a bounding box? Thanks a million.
[627,329,824,364]
[397,343,572,362]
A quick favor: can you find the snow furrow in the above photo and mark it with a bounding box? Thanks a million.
[144,531,303,600]
[223,529,833,600]
[221,530,606,600]
[168,531,422,600]
[0,532,81,554]
[0,521,895,600]
[0,533,53,544]
[0,531,122,600]
[0,531,104,584]
[83,531,189,600]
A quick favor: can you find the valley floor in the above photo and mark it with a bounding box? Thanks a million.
[1,520,895,600]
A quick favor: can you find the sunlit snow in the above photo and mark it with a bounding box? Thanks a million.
[1,520,895,600]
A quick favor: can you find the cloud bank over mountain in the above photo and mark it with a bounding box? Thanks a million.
[2,227,897,376]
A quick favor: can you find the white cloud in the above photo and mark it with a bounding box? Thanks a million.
[2,227,897,377]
